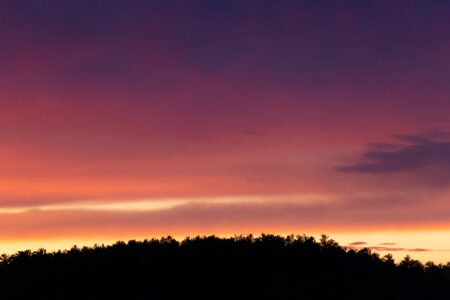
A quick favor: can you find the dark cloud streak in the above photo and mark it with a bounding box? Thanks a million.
[367,246,430,252]
[349,241,366,245]
[336,133,450,174]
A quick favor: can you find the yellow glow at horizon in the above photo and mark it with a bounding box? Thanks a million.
[0,195,449,264]
[310,230,450,264]
[1,230,449,264]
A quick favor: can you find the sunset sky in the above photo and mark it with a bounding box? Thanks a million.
[1,0,450,263]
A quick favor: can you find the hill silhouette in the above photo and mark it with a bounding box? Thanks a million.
[0,234,448,299]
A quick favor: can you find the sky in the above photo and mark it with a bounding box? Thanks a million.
[1,0,450,263]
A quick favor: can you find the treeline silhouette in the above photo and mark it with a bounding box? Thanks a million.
[0,234,449,299]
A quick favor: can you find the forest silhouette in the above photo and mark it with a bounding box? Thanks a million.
[0,234,448,299]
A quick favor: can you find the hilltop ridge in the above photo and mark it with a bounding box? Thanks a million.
[1,234,448,299]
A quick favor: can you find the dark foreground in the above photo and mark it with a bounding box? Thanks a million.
[0,234,449,299]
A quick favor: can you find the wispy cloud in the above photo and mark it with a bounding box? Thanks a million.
[348,244,430,252]
[349,241,366,246]
[367,246,430,252]
[336,132,450,174]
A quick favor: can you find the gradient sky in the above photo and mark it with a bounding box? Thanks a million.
[1,0,450,263]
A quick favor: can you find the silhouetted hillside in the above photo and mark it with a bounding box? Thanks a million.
[0,234,449,299]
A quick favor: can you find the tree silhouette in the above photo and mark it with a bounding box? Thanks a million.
[0,234,448,299]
